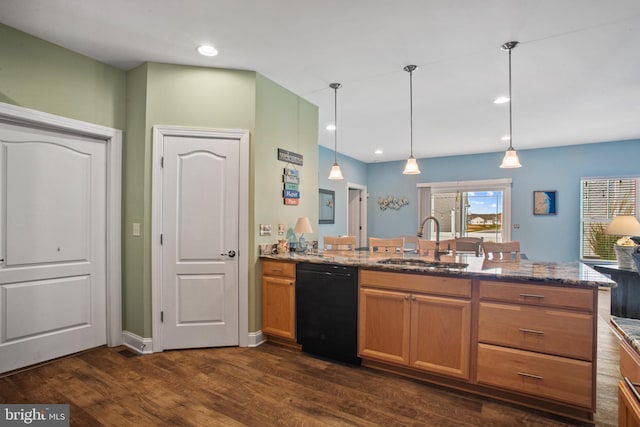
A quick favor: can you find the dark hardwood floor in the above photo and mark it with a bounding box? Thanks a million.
[0,289,621,426]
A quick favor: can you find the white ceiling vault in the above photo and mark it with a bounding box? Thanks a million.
[1,0,639,163]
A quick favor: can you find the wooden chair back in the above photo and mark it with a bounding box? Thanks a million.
[418,239,438,257]
[369,237,404,253]
[323,236,356,252]
[455,237,483,256]
[483,241,521,261]
[400,235,419,252]
[439,239,457,256]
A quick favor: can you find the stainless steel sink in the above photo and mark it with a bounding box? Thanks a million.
[376,258,468,269]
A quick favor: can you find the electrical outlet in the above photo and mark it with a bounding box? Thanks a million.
[133,222,141,236]
[513,223,520,229]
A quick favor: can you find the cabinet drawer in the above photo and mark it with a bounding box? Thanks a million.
[620,339,640,384]
[477,343,593,409]
[478,280,594,312]
[478,302,593,361]
[360,270,471,298]
[262,260,296,278]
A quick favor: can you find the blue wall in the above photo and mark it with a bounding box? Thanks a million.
[321,139,640,262]
[317,145,368,246]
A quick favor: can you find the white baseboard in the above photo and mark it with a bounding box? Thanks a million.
[122,331,154,354]
[247,330,265,347]
[122,330,263,352]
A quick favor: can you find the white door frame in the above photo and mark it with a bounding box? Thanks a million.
[0,101,123,347]
[347,183,367,247]
[151,125,249,352]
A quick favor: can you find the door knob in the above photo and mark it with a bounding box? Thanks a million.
[220,250,236,258]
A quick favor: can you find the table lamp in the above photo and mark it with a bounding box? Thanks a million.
[294,217,313,252]
[605,215,640,270]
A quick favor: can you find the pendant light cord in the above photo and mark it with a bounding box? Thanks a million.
[329,82,342,164]
[409,68,414,157]
[403,65,417,158]
[334,84,338,163]
[508,46,513,150]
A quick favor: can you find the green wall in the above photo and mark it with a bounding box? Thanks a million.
[1,23,320,339]
[254,74,319,328]
[123,64,149,336]
[124,63,258,337]
[0,24,126,130]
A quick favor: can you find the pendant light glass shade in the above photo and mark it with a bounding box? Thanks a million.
[403,156,420,174]
[499,41,522,169]
[500,148,522,168]
[328,83,344,180]
[328,163,344,179]
[402,65,421,175]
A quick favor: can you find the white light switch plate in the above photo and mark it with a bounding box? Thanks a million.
[133,222,141,236]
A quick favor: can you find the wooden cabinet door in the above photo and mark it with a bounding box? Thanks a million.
[358,287,411,365]
[410,294,471,380]
[261,275,295,340]
[620,380,640,427]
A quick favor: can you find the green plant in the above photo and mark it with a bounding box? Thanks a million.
[586,222,617,260]
[586,193,634,260]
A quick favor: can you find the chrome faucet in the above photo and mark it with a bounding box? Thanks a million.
[417,216,440,260]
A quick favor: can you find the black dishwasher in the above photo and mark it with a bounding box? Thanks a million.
[295,262,360,365]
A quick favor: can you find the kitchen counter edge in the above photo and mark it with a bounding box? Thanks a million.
[260,252,615,288]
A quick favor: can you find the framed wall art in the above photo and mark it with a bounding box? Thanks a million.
[319,189,335,224]
[533,190,557,215]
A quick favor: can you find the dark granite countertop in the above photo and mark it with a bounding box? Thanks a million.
[261,251,615,288]
[611,316,640,354]
[593,263,640,276]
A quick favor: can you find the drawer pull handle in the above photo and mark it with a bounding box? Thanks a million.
[517,372,543,380]
[519,293,545,299]
[271,268,283,272]
[518,328,545,335]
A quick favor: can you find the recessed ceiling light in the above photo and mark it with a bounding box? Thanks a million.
[501,135,511,141]
[493,96,510,104]
[197,45,218,57]
[374,149,383,155]
[326,124,336,131]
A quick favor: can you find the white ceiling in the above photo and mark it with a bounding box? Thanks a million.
[1,0,639,163]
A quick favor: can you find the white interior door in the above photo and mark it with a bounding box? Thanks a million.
[160,134,239,349]
[0,120,107,373]
[348,185,367,248]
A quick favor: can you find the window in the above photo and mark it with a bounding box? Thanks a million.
[580,177,639,261]
[418,179,512,242]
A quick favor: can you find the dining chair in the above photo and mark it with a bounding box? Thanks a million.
[323,236,356,252]
[400,235,419,252]
[418,239,438,257]
[439,238,457,256]
[455,237,483,256]
[369,237,404,253]
[483,241,521,261]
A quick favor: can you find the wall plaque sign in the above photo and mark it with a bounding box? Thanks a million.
[278,148,303,166]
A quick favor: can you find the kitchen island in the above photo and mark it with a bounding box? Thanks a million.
[260,251,614,424]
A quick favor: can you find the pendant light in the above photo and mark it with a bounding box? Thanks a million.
[328,83,344,180]
[499,41,522,168]
[402,65,421,175]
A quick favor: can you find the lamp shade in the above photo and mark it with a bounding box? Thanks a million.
[328,163,344,180]
[605,215,640,236]
[500,148,522,168]
[294,217,313,234]
[403,156,421,174]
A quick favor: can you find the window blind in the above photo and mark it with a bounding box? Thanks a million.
[581,177,638,260]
